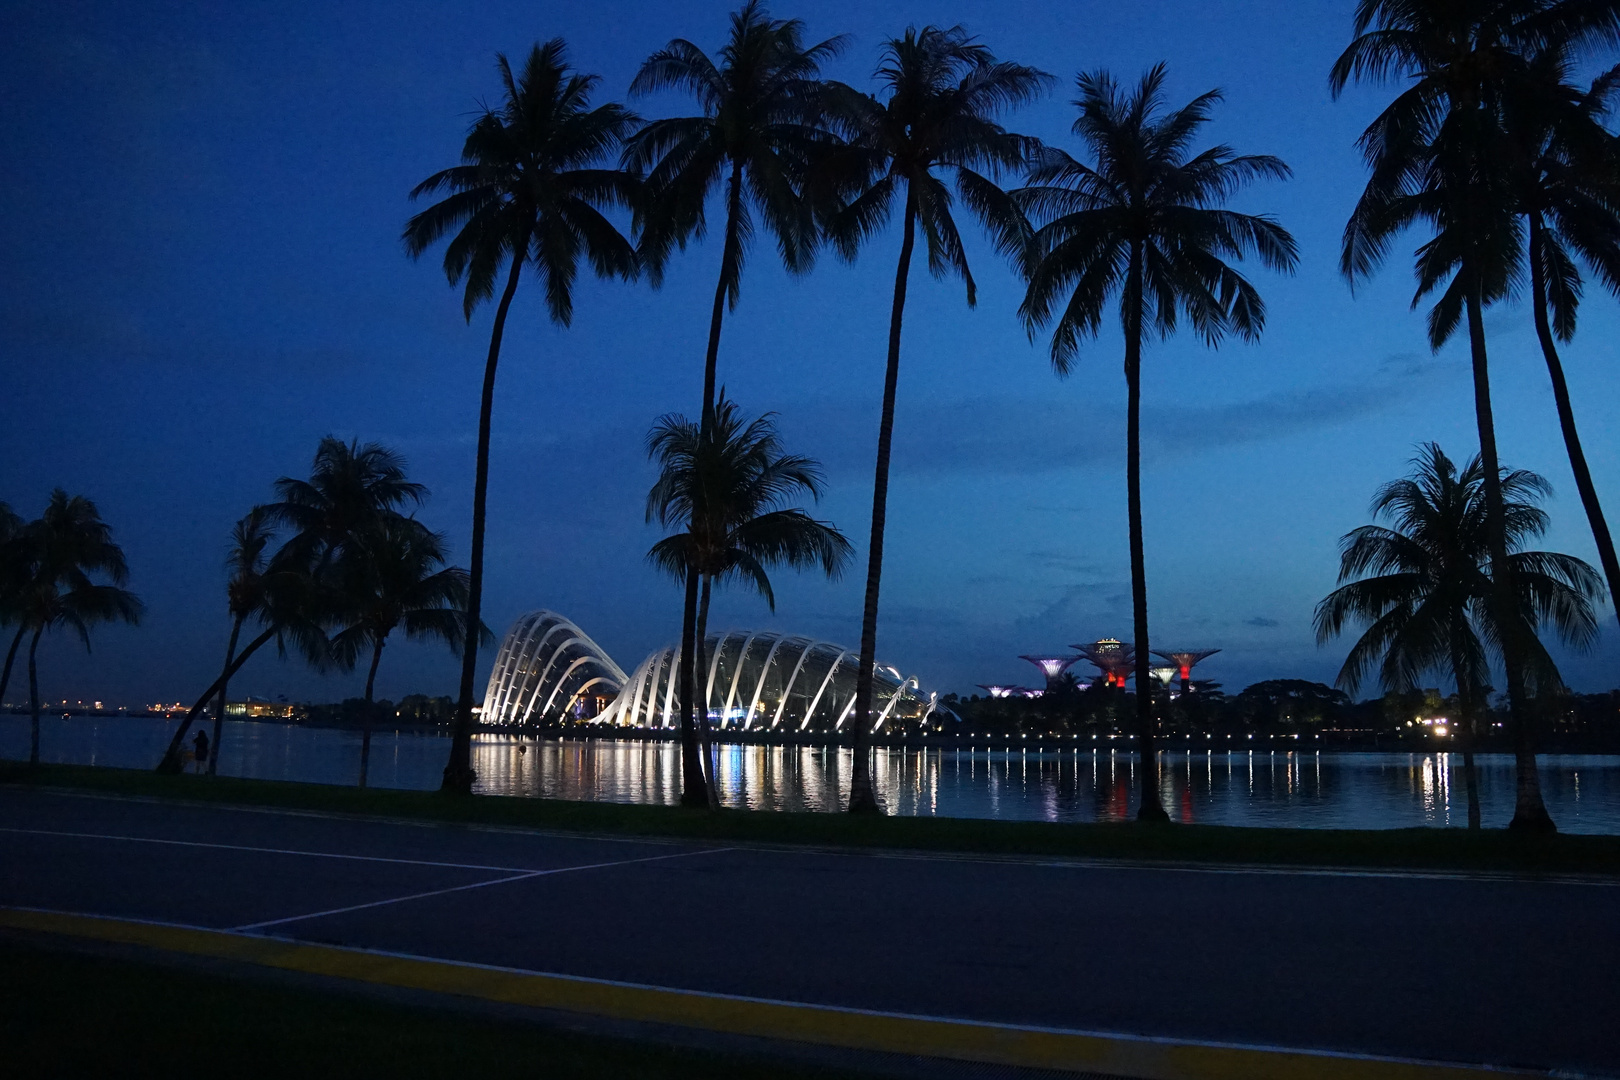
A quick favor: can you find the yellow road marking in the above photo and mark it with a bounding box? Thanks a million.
[0,907,1547,1080]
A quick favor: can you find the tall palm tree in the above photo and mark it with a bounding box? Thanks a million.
[1016,64,1296,821]
[1314,443,1601,828]
[327,518,477,787]
[1501,48,1620,632]
[646,393,853,806]
[0,501,27,708]
[8,492,143,764]
[1329,0,1620,830]
[818,26,1050,813]
[206,508,276,776]
[405,40,640,794]
[626,1,845,427]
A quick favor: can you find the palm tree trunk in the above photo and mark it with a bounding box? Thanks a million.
[701,161,746,431]
[1125,247,1168,823]
[444,240,527,795]
[678,567,708,806]
[27,625,44,766]
[1464,287,1553,832]
[158,626,277,773]
[0,623,25,708]
[360,636,385,788]
[695,575,719,810]
[1529,213,1620,634]
[849,189,919,815]
[207,616,243,777]
[1447,632,1481,831]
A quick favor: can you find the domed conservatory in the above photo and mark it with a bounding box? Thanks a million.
[482,611,941,735]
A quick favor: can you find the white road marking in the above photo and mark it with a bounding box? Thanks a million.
[0,826,563,873]
[230,847,735,932]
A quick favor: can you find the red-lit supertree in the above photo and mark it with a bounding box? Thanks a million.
[1152,649,1220,696]
[1072,639,1135,688]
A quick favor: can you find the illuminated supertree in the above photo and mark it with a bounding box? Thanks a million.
[1072,639,1135,688]
[978,684,1043,699]
[1152,649,1220,696]
[1018,654,1081,692]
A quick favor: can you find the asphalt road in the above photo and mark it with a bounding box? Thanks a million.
[1,787,1615,1075]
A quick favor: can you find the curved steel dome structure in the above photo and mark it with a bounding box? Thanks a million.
[595,629,939,734]
[482,611,628,726]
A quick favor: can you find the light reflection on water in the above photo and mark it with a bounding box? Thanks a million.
[4,716,1617,833]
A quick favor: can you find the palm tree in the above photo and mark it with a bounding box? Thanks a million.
[206,508,276,776]
[817,26,1050,813]
[159,437,424,771]
[0,501,27,708]
[1501,48,1620,633]
[1329,0,1620,830]
[327,518,477,787]
[405,40,640,794]
[626,1,845,426]
[646,393,853,806]
[8,492,143,764]
[263,437,426,573]
[1015,64,1296,821]
[156,560,327,773]
[1314,443,1602,828]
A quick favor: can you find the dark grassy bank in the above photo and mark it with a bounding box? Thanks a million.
[0,936,872,1080]
[4,761,1617,877]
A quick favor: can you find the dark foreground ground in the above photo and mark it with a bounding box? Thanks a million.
[2,784,1617,1076]
[0,936,883,1080]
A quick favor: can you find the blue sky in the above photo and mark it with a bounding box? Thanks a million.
[3,0,1617,706]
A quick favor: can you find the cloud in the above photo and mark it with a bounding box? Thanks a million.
[1245,616,1281,628]
[771,365,1458,480]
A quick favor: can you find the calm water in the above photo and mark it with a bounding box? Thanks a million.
[4,715,1618,833]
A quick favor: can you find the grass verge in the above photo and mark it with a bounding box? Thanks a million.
[4,760,1618,877]
[0,935,873,1080]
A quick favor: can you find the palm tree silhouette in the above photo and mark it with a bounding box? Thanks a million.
[0,500,27,708]
[8,492,143,765]
[264,437,425,573]
[1501,47,1620,632]
[646,393,853,806]
[159,437,421,771]
[404,40,640,793]
[1329,0,1618,830]
[818,25,1049,813]
[1315,443,1601,829]
[327,518,478,787]
[1016,64,1296,821]
[626,1,845,426]
[206,507,277,776]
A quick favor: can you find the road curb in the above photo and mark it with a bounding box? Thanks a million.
[0,907,1559,1080]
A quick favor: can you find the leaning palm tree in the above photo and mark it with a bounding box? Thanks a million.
[205,508,276,776]
[1328,0,1620,830]
[405,40,640,794]
[646,393,853,807]
[1016,64,1296,820]
[160,438,425,771]
[626,1,845,426]
[1501,48,1620,632]
[327,518,477,787]
[156,560,328,773]
[1315,443,1601,828]
[818,25,1050,813]
[8,492,143,764]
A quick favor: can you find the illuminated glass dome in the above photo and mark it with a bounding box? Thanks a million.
[483,611,627,726]
[595,630,939,734]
